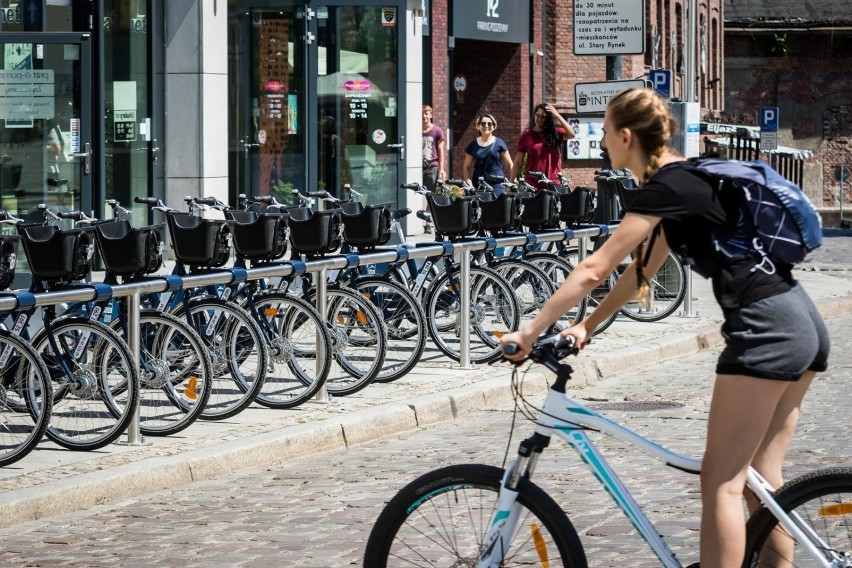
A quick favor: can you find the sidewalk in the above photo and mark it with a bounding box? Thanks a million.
[1,267,851,529]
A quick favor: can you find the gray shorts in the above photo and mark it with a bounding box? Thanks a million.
[716,283,830,381]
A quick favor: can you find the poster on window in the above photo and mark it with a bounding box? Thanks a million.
[563,117,605,160]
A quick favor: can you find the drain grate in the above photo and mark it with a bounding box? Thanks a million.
[587,401,685,412]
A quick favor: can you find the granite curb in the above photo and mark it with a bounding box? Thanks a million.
[1,293,851,529]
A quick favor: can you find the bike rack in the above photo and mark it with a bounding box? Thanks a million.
[0,225,615,444]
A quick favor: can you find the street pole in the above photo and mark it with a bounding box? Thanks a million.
[686,0,697,102]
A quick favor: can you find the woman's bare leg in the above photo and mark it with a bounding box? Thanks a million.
[700,374,791,568]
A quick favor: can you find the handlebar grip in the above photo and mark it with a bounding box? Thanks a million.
[526,170,544,178]
[401,183,422,190]
[502,343,520,356]
[445,178,466,186]
[135,196,160,205]
[305,191,329,198]
[58,210,85,221]
[194,196,218,206]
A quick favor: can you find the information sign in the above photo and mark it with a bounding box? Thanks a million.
[574,0,645,55]
[574,79,646,114]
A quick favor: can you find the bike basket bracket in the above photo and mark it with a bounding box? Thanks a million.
[288,260,307,275]
[229,268,249,284]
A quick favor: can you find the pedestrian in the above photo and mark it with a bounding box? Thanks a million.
[500,88,830,568]
[509,103,575,190]
[462,112,513,195]
[421,105,446,233]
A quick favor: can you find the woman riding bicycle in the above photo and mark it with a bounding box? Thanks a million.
[501,88,830,568]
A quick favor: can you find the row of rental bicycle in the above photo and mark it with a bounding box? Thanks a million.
[0,171,689,468]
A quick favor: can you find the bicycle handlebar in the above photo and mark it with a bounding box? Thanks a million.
[503,333,578,365]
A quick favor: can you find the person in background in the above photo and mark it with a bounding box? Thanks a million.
[422,105,446,233]
[462,112,513,195]
[500,88,829,568]
[509,103,574,190]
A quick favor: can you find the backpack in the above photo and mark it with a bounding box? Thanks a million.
[663,158,823,276]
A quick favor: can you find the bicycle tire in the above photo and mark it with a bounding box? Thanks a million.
[743,467,852,567]
[522,252,587,328]
[175,298,267,420]
[32,317,139,451]
[491,258,555,324]
[111,310,213,436]
[251,292,332,408]
[352,277,426,383]
[424,265,520,364]
[619,252,687,322]
[0,331,52,467]
[364,464,588,567]
[304,285,387,396]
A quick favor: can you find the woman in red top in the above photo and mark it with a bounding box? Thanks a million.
[509,103,575,190]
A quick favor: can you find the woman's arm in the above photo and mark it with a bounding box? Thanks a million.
[500,146,514,177]
[545,104,575,140]
[500,212,662,358]
[462,153,475,187]
[509,151,525,182]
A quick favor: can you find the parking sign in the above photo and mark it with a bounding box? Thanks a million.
[649,70,671,99]
[759,107,779,132]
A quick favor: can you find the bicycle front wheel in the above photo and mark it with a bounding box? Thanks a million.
[620,252,687,322]
[364,464,587,567]
[33,318,139,450]
[743,467,852,567]
[115,310,213,436]
[425,266,520,364]
[252,293,331,408]
[0,332,52,467]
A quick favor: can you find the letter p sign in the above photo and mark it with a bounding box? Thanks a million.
[649,70,671,99]
[759,107,779,132]
[487,0,500,18]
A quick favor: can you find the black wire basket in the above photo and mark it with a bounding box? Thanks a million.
[226,210,289,261]
[340,202,393,248]
[94,220,165,278]
[558,187,595,223]
[476,192,519,232]
[615,177,642,212]
[0,236,19,290]
[17,224,95,282]
[426,194,479,237]
[287,208,343,255]
[518,190,559,231]
[166,213,232,268]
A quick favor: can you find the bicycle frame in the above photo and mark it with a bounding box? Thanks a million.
[481,383,838,568]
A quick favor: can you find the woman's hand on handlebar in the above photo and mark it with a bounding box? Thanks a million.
[499,328,537,362]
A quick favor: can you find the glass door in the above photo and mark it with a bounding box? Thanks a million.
[315,4,402,204]
[229,6,307,203]
[0,34,93,221]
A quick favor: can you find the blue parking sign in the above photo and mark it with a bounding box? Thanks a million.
[649,70,671,99]
[759,107,779,132]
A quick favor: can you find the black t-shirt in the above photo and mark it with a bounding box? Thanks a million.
[627,166,794,309]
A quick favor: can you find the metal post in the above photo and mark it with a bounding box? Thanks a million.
[314,269,332,402]
[686,0,697,102]
[577,232,588,263]
[457,247,473,369]
[121,291,147,445]
[681,268,698,317]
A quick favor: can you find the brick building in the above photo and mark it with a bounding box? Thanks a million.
[723,0,852,211]
[426,0,724,188]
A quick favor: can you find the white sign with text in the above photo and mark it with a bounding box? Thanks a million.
[573,0,645,55]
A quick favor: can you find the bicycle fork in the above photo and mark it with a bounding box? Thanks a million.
[478,433,551,567]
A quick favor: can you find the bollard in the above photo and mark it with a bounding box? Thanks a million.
[457,248,474,369]
[120,291,149,446]
[314,268,332,402]
[680,268,699,318]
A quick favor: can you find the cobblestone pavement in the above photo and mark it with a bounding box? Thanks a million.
[0,315,848,567]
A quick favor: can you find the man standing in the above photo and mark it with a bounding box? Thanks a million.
[422,105,446,233]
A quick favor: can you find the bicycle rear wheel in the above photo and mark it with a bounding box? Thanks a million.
[743,467,852,567]
[364,464,587,567]
[33,317,139,450]
[0,332,52,467]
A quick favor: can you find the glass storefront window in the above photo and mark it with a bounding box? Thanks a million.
[103,0,150,226]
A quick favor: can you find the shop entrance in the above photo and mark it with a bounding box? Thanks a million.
[229,1,405,208]
[0,33,93,220]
